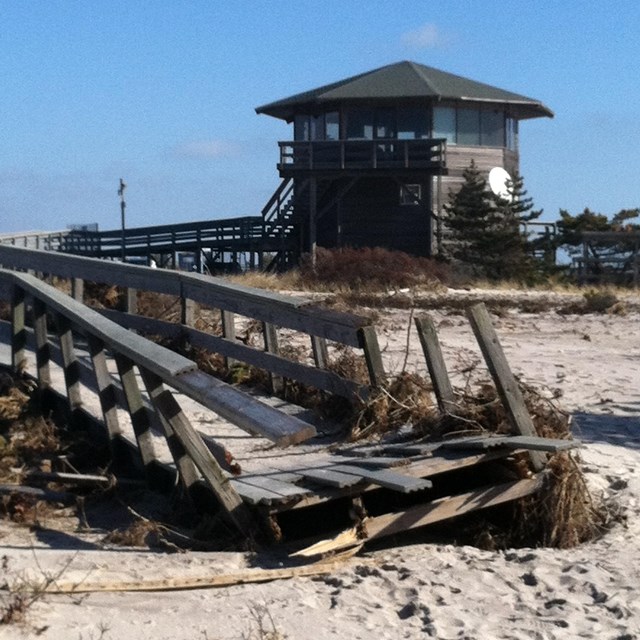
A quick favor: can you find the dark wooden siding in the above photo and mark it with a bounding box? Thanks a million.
[316,177,433,257]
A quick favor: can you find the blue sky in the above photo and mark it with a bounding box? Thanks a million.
[1,1,638,233]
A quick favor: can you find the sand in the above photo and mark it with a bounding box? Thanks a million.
[1,295,639,640]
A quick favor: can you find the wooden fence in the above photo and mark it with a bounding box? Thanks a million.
[0,244,386,399]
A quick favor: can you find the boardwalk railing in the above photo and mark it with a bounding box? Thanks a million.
[0,268,323,535]
[59,217,268,259]
[0,244,386,399]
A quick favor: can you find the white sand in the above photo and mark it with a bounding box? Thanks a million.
[1,299,640,640]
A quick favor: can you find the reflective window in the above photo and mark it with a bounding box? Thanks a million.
[310,115,325,141]
[397,108,428,139]
[346,109,374,139]
[294,115,310,141]
[481,110,505,147]
[325,112,340,140]
[433,107,456,144]
[376,109,396,139]
[457,108,480,145]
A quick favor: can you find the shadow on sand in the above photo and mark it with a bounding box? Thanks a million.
[572,410,640,450]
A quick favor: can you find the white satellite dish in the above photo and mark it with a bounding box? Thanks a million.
[488,167,513,202]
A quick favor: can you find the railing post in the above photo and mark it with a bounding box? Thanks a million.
[139,368,200,492]
[33,297,51,389]
[466,303,546,472]
[87,335,123,453]
[11,285,26,372]
[415,316,455,414]
[263,322,284,394]
[358,326,386,388]
[114,353,160,478]
[71,278,84,303]
[54,312,83,415]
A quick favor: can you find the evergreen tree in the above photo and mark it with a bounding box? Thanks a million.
[444,161,543,281]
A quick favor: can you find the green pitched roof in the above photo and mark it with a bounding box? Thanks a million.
[256,61,553,121]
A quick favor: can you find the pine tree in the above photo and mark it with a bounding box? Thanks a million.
[444,162,542,281]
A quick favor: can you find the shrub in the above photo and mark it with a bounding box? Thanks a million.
[298,246,451,291]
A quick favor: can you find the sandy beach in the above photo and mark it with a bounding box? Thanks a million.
[1,295,639,640]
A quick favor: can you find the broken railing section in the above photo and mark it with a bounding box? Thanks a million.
[415,302,553,472]
[0,244,386,401]
[1,269,324,538]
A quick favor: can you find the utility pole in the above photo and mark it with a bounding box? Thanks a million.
[118,178,126,262]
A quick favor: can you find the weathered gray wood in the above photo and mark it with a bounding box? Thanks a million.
[71,277,84,302]
[140,368,200,490]
[181,297,197,327]
[233,475,310,504]
[32,297,51,389]
[54,312,83,412]
[230,480,283,506]
[4,271,196,380]
[100,310,366,400]
[263,322,283,394]
[221,309,237,368]
[330,464,432,494]
[299,467,362,489]
[443,435,579,453]
[415,315,455,413]
[362,475,545,541]
[13,470,112,486]
[114,353,159,472]
[506,435,579,452]
[11,285,26,371]
[170,369,316,447]
[126,287,138,315]
[466,303,546,472]
[358,326,386,387]
[310,335,329,369]
[87,334,123,446]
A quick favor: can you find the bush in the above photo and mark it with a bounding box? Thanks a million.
[298,246,451,291]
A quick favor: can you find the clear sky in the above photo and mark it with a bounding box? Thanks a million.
[1,1,638,233]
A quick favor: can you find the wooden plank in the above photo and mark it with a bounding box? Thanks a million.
[114,353,160,473]
[299,467,363,489]
[10,284,26,371]
[415,315,455,413]
[181,297,196,327]
[221,309,237,368]
[363,475,545,541]
[263,321,284,394]
[232,476,310,505]
[54,312,83,412]
[405,448,516,479]
[5,271,196,380]
[87,334,123,446]
[32,297,51,389]
[310,335,329,369]
[505,435,579,452]
[168,369,317,447]
[358,326,386,387]
[139,368,200,491]
[442,436,511,450]
[466,303,546,472]
[330,464,432,493]
[100,311,366,400]
[71,277,84,302]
